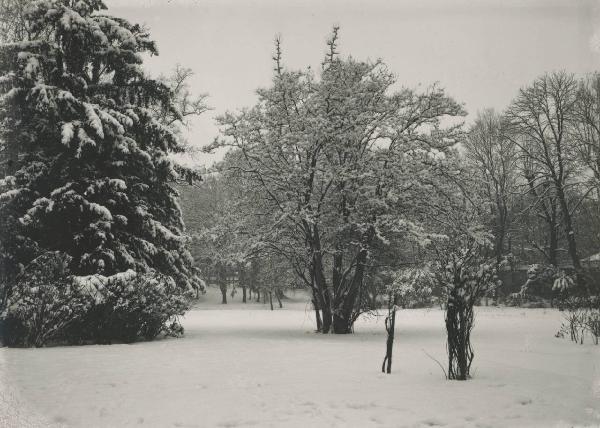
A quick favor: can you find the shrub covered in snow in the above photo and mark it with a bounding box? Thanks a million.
[520,264,559,299]
[388,267,434,309]
[1,252,93,347]
[1,251,192,346]
[556,295,600,345]
[69,269,191,344]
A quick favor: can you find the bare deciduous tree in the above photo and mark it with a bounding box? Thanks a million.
[506,72,588,280]
[465,109,518,263]
[573,73,600,197]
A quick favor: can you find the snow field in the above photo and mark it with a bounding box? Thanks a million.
[1,288,599,427]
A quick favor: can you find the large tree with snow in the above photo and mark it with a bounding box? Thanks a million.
[209,29,465,333]
[0,0,203,344]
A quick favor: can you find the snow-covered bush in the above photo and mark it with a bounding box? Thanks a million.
[583,299,600,345]
[584,296,600,345]
[520,264,558,299]
[518,265,577,307]
[389,267,434,309]
[1,252,93,347]
[556,295,600,345]
[69,270,192,344]
[1,251,192,346]
[552,270,575,293]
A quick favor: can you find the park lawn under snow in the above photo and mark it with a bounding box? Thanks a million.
[1,288,599,428]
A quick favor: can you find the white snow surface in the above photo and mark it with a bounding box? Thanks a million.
[1,287,599,428]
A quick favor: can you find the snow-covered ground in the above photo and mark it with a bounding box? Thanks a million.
[1,287,599,428]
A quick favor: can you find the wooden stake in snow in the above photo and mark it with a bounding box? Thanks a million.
[381,294,396,374]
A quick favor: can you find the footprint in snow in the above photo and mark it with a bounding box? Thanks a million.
[52,415,69,424]
[346,402,377,410]
[420,418,446,426]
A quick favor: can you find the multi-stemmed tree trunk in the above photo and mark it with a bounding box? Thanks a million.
[445,290,475,380]
[436,247,498,381]
[331,247,369,334]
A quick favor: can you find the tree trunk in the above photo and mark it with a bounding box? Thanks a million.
[220,284,227,304]
[242,286,247,303]
[311,286,323,331]
[548,217,558,266]
[495,222,505,265]
[275,291,282,308]
[313,249,332,333]
[556,187,582,271]
[555,186,588,293]
[256,289,260,302]
[446,291,474,380]
[332,313,352,334]
[526,175,559,267]
[269,292,273,310]
[313,300,322,331]
[331,247,368,334]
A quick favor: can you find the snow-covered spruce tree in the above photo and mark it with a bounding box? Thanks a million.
[0,0,203,345]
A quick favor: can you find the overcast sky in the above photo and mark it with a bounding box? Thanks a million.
[106,0,600,166]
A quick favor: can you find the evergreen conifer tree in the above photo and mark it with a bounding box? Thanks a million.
[0,0,203,345]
